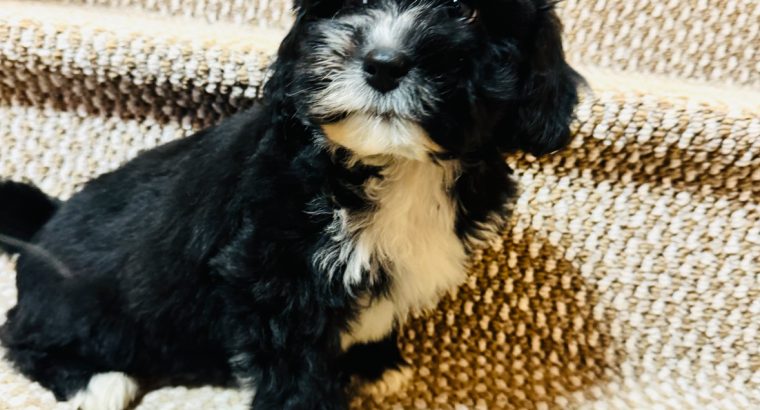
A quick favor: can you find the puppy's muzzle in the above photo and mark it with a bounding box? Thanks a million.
[363,48,411,93]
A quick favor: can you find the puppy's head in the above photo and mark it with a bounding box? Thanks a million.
[268,0,582,160]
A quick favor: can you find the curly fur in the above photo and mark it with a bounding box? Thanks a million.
[0,1,581,409]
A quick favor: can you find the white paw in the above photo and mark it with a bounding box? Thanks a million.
[69,372,139,410]
[360,366,413,397]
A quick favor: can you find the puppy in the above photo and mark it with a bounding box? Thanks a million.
[0,1,581,409]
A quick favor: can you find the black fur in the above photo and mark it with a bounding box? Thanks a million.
[339,331,406,383]
[0,1,581,409]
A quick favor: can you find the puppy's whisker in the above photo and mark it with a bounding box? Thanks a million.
[0,234,74,278]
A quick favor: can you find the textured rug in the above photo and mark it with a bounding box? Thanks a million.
[0,1,759,409]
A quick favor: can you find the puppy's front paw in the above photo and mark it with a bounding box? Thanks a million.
[69,372,139,410]
[359,366,413,397]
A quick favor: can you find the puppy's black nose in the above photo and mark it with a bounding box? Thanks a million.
[363,48,411,93]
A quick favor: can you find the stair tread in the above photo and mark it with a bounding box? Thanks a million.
[43,0,295,29]
[1,2,757,118]
[0,0,286,53]
[33,0,760,87]
[577,66,760,115]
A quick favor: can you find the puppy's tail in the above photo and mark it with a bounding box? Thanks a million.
[0,180,59,254]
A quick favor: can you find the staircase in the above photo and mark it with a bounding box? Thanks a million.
[0,1,758,408]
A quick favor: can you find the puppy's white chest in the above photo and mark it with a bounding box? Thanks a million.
[316,159,467,348]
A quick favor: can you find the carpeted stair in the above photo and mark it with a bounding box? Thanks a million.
[0,0,758,409]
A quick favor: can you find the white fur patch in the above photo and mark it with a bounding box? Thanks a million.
[340,298,397,350]
[69,372,139,410]
[316,156,467,348]
[367,3,418,50]
[321,114,440,161]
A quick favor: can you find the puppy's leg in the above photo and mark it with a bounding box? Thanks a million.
[238,347,348,410]
[2,347,95,401]
[339,331,412,397]
[3,347,139,410]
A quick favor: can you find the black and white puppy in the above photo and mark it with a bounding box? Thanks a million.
[0,0,581,409]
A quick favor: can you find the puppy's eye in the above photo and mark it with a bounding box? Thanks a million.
[449,0,478,23]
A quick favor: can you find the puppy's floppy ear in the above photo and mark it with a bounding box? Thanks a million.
[496,3,583,156]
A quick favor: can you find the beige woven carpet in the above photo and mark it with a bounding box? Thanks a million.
[1,1,759,409]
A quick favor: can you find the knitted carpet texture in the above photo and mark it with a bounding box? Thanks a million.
[0,1,759,409]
